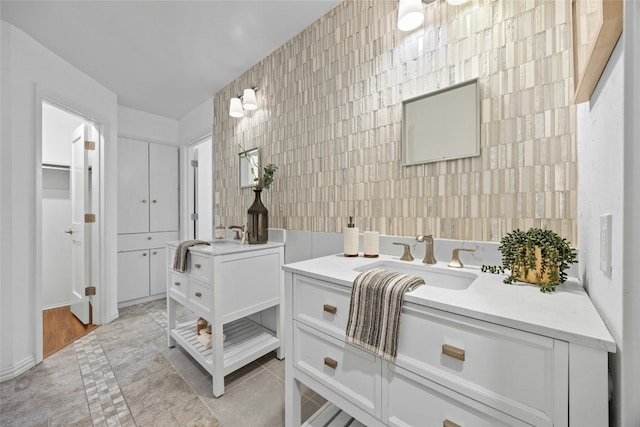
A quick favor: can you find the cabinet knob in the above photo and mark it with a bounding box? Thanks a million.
[147,236,152,240]
[142,252,147,257]
[195,292,202,298]
[193,263,202,269]
[174,282,181,286]
[323,357,337,369]
[142,199,147,203]
[152,251,157,255]
[323,304,337,314]
[442,344,465,361]
[152,200,157,203]
[443,420,461,427]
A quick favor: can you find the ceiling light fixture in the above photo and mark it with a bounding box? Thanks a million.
[397,0,425,32]
[229,87,258,117]
[447,0,470,5]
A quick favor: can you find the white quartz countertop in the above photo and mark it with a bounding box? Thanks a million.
[283,253,616,352]
[167,240,284,256]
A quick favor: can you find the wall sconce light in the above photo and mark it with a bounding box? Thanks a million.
[397,0,425,32]
[229,97,244,118]
[229,87,258,117]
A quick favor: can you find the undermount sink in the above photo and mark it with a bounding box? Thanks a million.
[354,260,477,290]
[209,239,240,244]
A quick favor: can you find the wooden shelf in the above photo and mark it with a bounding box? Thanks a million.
[171,317,279,376]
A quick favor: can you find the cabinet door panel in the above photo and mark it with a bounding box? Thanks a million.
[149,144,179,232]
[149,248,167,296]
[118,138,149,234]
[118,250,150,302]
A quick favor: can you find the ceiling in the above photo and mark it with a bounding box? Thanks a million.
[1,0,341,120]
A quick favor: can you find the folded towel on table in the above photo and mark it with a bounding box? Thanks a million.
[173,240,210,273]
[345,268,424,362]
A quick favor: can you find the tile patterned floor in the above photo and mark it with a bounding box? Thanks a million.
[0,299,326,426]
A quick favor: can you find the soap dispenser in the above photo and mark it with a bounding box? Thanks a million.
[343,216,359,257]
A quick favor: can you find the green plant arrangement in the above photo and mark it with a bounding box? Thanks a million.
[481,228,578,293]
[255,163,278,190]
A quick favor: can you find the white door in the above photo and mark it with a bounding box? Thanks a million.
[69,124,91,324]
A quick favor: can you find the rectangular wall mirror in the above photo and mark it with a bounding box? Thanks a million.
[239,148,259,188]
[402,78,480,166]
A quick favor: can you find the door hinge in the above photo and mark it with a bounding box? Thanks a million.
[191,212,199,221]
[84,140,96,151]
[85,214,96,223]
[191,160,198,167]
[85,286,96,296]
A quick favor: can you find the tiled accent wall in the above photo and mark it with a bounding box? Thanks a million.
[214,0,577,243]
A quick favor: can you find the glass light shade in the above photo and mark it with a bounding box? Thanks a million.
[242,88,258,110]
[229,97,244,117]
[398,0,424,32]
[447,0,469,5]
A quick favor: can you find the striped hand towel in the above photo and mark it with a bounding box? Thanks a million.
[345,268,424,362]
[173,240,210,273]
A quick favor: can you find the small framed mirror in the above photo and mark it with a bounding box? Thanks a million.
[402,78,480,166]
[239,148,259,188]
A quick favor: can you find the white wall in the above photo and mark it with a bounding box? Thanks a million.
[0,21,118,380]
[577,4,640,423]
[118,105,179,145]
[178,98,213,146]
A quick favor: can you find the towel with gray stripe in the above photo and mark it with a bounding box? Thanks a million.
[173,240,210,273]
[345,268,425,362]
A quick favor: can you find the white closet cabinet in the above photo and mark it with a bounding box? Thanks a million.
[117,137,179,304]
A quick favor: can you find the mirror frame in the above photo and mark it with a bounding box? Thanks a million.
[239,148,260,188]
[401,78,480,166]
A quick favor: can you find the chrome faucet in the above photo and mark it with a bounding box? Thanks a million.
[416,235,437,264]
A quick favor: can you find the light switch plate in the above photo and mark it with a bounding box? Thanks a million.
[600,214,612,277]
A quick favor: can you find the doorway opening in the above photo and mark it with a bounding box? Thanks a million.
[41,101,100,358]
[186,136,213,240]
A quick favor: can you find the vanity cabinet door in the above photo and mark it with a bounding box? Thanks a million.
[117,250,150,302]
[149,248,167,296]
[293,275,351,340]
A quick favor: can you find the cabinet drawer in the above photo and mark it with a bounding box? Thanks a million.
[169,271,188,302]
[396,305,556,423]
[119,231,178,251]
[188,280,211,317]
[294,275,351,340]
[187,251,212,284]
[294,322,381,418]
[386,364,532,427]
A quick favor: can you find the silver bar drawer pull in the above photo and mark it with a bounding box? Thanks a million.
[442,344,465,361]
[324,357,337,369]
[195,292,202,298]
[193,263,202,269]
[443,420,461,427]
[323,304,337,314]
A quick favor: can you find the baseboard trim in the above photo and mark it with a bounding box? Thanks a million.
[0,355,36,383]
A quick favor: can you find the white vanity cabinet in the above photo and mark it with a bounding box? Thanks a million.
[284,254,616,427]
[167,241,285,397]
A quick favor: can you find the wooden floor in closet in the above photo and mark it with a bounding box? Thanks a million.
[43,305,99,359]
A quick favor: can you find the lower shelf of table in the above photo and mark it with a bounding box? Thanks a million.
[170,316,280,376]
[303,402,365,427]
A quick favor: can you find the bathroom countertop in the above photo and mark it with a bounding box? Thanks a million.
[167,240,284,256]
[283,253,616,352]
